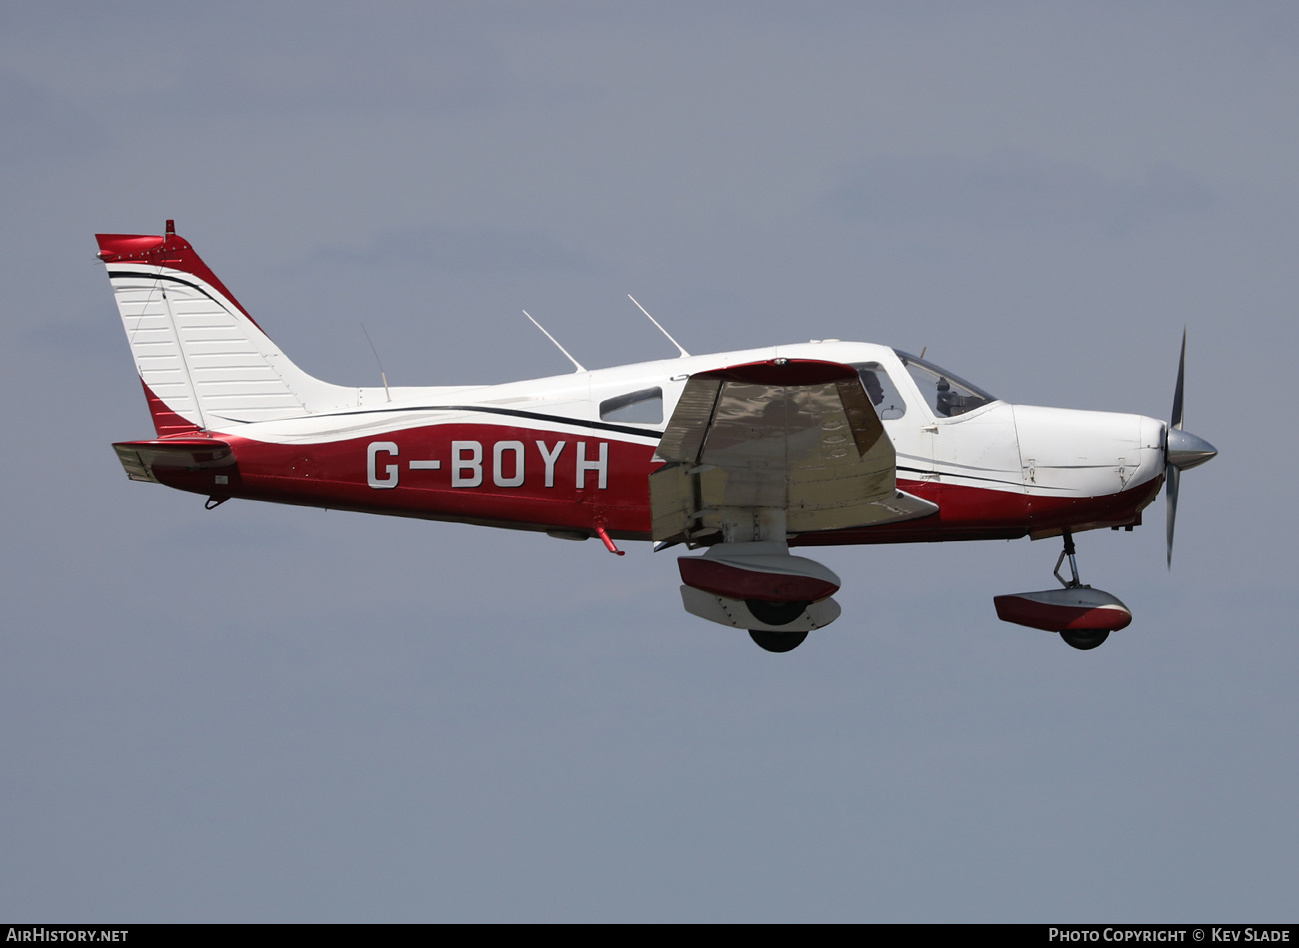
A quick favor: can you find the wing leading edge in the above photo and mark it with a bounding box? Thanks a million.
[650,359,937,543]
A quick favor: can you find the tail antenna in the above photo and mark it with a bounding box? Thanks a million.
[522,310,586,373]
[628,294,690,357]
[360,322,392,402]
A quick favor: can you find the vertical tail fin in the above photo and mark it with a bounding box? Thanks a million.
[96,222,356,434]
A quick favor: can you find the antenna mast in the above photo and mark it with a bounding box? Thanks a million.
[522,310,586,373]
[360,322,392,402]
[628,294,690,357]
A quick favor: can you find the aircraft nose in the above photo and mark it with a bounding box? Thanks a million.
[1166,429,1217,471]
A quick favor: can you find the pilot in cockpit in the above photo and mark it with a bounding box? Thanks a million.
[855,365,905,420]
[860,368,885,407]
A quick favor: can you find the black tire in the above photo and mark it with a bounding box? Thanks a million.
[1060,629,1110,650]
[749,629,809,653]
[744,599,811,627]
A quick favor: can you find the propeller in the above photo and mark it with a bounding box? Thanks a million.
[1164,330,1218,567]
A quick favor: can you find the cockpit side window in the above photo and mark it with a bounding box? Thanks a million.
[894,350,995,418]
[599,387,663,424]
[851,363,907,420]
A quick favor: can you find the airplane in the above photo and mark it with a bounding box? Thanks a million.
[96,222,1217,653]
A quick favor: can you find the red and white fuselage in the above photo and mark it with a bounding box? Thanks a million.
[98,225,1188,649]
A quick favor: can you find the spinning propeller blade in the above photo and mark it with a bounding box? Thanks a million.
[1164,330,1217,567]
[1165,464,1180,568]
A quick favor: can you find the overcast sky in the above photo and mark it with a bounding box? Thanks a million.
[2,3,1295,922]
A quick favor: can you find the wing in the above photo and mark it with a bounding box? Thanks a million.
[650,359,937,543]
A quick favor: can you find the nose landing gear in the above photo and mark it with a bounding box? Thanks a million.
[993,530,1133,650]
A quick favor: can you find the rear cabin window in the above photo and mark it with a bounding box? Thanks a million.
[851,363,907,420]
[599,387,663,424]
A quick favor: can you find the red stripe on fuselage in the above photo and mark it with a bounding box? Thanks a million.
[143,424,1162,544]
[792,476,1161,547]
[150,424,659,538]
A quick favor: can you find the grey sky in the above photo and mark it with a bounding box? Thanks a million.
[1,3,1295,922]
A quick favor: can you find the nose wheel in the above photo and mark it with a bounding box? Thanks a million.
[1053,531,1123,651]
[993,530,1132,649]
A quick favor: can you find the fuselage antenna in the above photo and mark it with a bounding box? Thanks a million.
[522,310,586,373]
[360,322,392,402]
[628,294,690,358]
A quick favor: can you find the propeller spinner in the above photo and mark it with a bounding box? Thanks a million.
[1165,330,1218,566]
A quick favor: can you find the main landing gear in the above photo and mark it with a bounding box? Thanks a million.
[743,598,814,651]
[1059,628,1110,650]
[676,507,844,653]
[992,530,1133,651]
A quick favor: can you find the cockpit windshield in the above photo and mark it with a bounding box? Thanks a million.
[893,350,996,418]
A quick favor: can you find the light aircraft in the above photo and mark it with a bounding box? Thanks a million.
[97,222,1217,653]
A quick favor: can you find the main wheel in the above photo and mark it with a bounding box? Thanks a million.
[1060,629,1110,650]
[749,629,809,652]
[745,599,811,626]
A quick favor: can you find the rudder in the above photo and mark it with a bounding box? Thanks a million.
[96,221,356,434]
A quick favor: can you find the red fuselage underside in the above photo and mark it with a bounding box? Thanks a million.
[143,423,1162,545]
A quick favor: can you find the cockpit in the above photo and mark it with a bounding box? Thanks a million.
[852,351,996,421]
[893,350,996,418]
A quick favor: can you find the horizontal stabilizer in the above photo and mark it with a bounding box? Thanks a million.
[113,438,234,483]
